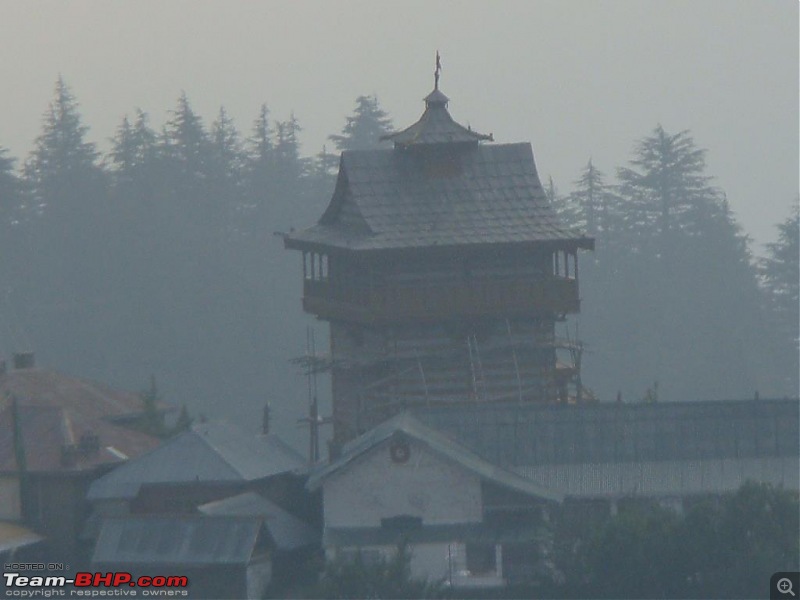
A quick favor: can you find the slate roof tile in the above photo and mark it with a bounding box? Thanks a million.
[287,143,592,253]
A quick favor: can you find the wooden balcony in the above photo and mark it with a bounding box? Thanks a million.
[302,277,580,323]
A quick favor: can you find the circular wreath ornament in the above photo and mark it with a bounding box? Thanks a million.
[390,440,410,463]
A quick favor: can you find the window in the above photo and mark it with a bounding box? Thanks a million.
[465,543,496,576]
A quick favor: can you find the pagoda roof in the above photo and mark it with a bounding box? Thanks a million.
[380,86,492,147]
[285,142,593,253]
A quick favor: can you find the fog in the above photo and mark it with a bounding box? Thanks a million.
[1,1,797,248]
[0,0,797,458]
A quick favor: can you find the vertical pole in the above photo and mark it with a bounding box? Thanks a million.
[574,251,579,281]
[417,356,430,407]
[506,319,523,405]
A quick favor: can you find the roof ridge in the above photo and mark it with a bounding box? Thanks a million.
[308,412,561,502]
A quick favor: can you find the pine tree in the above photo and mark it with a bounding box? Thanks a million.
[329,95,393,152]
[110,109,158,186]
[762,206,800,333]
[617,125,721,248]
[210,106,244,179]
[761,206,799,391]
[570,159,618,242]
[24,77,103,216]
[580,125,778,402]
[274,113,304,178]
[247,104,274,171]
[0,146,22,224]
[161,92,211,192]
[545,175,575,227]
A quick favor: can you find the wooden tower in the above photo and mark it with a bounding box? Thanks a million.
[285,78,594,445]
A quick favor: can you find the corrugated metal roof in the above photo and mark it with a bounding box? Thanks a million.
[307,412,561,503]
[513,457,799,498]
[413,399,800,498]
[92,516,261,565]
[199,492,318,551]
[414,399,799,466]
[88,422,306,500]
[286,143,592,253]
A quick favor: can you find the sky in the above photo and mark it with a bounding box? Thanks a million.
[0,1,797,249]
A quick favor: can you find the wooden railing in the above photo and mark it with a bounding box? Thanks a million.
[302,277,579,322]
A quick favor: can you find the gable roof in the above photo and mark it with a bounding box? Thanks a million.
[88,422,306,500]
[307,412,561,503]
[92,516,262,566]
[287,143,591,254]
[199,492,318,551]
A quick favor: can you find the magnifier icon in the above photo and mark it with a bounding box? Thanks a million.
[778,578,796,597]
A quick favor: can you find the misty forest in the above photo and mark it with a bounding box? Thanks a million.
[0,78,797,444]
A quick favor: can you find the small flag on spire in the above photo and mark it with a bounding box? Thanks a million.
[435,51,442,89]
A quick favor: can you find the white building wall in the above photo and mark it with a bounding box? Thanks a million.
[323,438,482,528]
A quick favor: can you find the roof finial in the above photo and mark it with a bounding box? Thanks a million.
[434,51,442,90]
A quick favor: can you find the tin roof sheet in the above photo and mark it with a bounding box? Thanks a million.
[199,492,318,551]
[92,516,261,565]
[88,422,305,500]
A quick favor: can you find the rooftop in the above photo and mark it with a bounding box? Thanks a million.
[412,398,800,498]
[0,403,158,473]
[199,492,318,551]
[88,421,306,500]
[380,86,492,148]
[308,412,562,503]
[92,515,263,566]
[286,143,592,253]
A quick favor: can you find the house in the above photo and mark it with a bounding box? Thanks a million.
[307,412,561,588]
[0,354,160,560]
[92,515,271,599]
[199,492,318,589]
[87,421,309,521]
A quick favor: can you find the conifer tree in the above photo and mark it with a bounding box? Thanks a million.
[0,147,22,224]
[161,92,211,193]
[110,109,158,187]
[570,159,618,242]
[761,206,800,391]
[617,125,721,249]
[329,95,393,152]
[24,77,103,217]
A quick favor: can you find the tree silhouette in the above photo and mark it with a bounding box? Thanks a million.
[329,94,393,152]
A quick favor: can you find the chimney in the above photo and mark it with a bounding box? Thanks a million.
[13,352,35,370]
